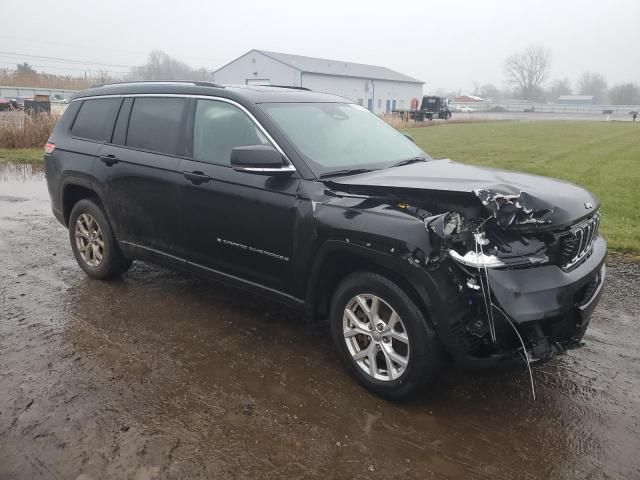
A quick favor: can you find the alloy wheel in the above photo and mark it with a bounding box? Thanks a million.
[343,294,410,381]
[74,213,104,267]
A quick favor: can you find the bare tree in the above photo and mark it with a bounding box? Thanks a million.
[577,72,608,103]
[96,69,115,84]
[472,81,481,96]
[479,83,500,101]
[609,83,640,105]
[504,45,551,100]
[546,78,572,102]
[15,62,37,84]
[129,50,198,81]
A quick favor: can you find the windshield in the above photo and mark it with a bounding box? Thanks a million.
[260,102,430,176]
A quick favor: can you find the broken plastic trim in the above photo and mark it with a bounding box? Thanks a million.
[424,212,462,237]
[449,249,506,268]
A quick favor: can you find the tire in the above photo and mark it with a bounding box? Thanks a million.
[330,272,445,399]
[68,198,132,280]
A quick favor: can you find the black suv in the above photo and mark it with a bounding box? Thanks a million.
[45,82,606,398]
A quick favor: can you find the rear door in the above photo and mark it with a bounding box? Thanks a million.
[179,98,299,292]
[95,96,189,266]
[52,98,121,212]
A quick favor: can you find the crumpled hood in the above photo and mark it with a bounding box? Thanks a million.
[327,159,599,229]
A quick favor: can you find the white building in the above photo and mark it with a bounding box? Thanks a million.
[213,50,424,115]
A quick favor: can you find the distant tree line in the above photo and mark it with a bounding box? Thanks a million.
[0,62,96,90]
[2,47,639,105]
[0,50,212,92]
[441,44,639,105]
[126,50,212,81]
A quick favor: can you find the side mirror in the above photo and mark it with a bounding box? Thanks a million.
[230,145,295,175]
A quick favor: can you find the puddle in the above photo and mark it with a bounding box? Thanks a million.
[0,162,49,217]
[0,162,45,183]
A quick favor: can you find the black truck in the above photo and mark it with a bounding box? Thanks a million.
[44,82,605,399]
[394,95,452,121]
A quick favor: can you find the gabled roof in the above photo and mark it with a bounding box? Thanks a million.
[452,95,486,103]
[217,49,423,84]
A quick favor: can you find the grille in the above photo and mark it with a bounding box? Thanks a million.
[558,213,601,270]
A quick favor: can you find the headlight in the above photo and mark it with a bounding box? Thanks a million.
[449,249,505,268]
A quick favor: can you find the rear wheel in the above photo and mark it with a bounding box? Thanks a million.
[68,198,131,279]
[330,272,445,399]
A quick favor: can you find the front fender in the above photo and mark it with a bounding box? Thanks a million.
[305,239,448,324]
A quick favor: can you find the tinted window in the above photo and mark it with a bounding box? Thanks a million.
[126,97,186,155]
[193,100,269,165]
[71,98,121,142]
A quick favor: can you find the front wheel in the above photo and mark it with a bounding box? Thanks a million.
[330,272,445,399]
[68,198,132,280]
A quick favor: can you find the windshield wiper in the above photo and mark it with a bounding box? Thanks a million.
[389,156,428,168]
[319,168,375,179]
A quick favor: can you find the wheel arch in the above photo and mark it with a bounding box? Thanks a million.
[306,240,437,326]
[61,180,104,226]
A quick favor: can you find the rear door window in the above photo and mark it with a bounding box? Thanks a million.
[71,98,122,142]
[192,99,270,166]
[126,97,187,155]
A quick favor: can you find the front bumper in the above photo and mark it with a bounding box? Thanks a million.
[439,236,606,367]
[486,235,606,324]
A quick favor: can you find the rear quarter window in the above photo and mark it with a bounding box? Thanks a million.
[126,97,186,155]
[71,98,122,142]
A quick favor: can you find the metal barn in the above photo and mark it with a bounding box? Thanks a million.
[212,50,424,115]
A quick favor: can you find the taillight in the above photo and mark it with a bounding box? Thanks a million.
[44,142,55,154]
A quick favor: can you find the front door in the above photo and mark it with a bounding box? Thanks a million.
[179,98,299,292]
[367,98,373,112]
[386,99,391,113]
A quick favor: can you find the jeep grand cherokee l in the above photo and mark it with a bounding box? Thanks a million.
[44,82,606,399]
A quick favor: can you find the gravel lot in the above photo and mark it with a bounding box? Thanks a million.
[1,163,639,479]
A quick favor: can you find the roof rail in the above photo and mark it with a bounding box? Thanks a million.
[264,85,311,91]
[89,80,225,88]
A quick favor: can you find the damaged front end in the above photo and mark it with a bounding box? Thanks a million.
[422,187,606,368]
[322,160,607,372]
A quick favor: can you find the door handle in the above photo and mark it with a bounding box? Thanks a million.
[99,154,119,166]
[182,171,212,184]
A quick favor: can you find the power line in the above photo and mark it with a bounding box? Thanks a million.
[0,50,218,77]
[0,50,134,68]
[0,61,128,75]
[0,35,229,66]
[0,61,128,72]
[0,52,217,74]
[0,34,151,58]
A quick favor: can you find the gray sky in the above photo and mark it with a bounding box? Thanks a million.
[3,0,639,93]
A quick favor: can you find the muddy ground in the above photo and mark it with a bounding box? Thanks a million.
[1,163,639,480]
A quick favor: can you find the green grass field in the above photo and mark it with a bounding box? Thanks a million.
[1,122,638,254]
[0,147,43,164]
[405,122,640,255]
